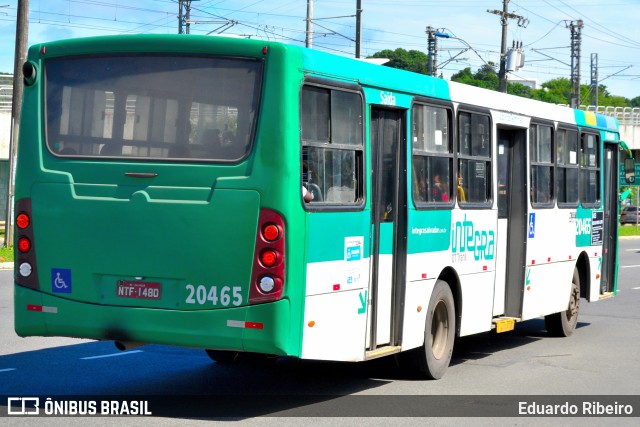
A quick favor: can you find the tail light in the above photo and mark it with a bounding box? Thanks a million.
[249,209,285,304]
[15,198,40,290]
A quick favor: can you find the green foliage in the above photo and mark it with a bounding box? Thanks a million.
[451,63,499,90]
[371,48,640,106]
[369,48,430,75]
[0,245,13,262]
[619,225,640,236]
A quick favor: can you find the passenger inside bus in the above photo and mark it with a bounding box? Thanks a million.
[431,174,448,202]
[201,128,222,157]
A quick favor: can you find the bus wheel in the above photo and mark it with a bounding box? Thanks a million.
[545,269,580,337]
[205,349,239,364]
[407,280,455,380]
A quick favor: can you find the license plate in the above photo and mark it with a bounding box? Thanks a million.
[116,280,162,300]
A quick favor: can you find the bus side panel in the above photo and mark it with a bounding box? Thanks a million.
[520,262,574,321]
[400,277,435,351]
[587,255,601,302]
[450,210,497,337]
[300,212,370,361]
[458,272,495,336]
[301,290,367,361]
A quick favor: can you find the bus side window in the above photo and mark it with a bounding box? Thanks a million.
[457,111,491,205]
[300,84,363,206]
[556,127,579,207]
[530,123,554,207]
[411,103,453,207]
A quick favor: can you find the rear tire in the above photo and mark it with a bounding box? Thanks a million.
[545,268,580,337]
[406,280,456,380]
[205,349,239,364]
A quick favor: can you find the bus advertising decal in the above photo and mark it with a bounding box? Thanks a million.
[345,236,364,288]
[575,208,603,247]
[591,212,604,246]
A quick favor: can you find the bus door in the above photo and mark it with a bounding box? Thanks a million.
[600,142,619,294]
[496,127,528,317]
[367,107,407,353]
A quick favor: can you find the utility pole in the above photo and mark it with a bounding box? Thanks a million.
[355,0,362,58]
[590,53,598,107]
[305,0,313,48]
[178,0,196,34]
[568,19,584,108]
[426,26,438,77]
[487,0,528,93]
[5,0,29,245]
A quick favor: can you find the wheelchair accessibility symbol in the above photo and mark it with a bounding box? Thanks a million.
[51,268,72,294]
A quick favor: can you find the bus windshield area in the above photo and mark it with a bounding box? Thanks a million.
[45,55,263,162]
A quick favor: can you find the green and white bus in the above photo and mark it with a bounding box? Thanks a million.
[14,34,622,379]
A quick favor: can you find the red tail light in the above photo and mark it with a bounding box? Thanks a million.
[249,209,285,304]
[15,198,40,290]
[16,213,30,229]
[18,237,31,253]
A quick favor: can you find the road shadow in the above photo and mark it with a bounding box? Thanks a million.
[0,317,592,418]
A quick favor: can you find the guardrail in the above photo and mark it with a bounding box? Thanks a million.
[0,74,13,112]
[563,104,640,126]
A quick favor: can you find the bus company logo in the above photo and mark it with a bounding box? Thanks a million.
[7,397,40,415]
[451,215,495,262]
[380,91,396,106]
[346,245,361,262]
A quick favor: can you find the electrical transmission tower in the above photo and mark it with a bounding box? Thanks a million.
[178,0,195,34]
[567,19,583,108]
[487,0,528,93]
[590,53,598,106]
[426,26,438,77]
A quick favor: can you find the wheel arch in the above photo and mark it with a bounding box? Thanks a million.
[576,251,590,300]
[437,267,462,337]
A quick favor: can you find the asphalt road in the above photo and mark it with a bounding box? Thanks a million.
[1,239,639,425]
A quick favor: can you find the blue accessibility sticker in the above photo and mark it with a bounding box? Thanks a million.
[51,268,72,294]
[528,213,536,238]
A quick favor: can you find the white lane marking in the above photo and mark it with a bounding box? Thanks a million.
[620,265,640,269]
[80,350,143,360]
[0,368,17,373]
[633,287,640,290]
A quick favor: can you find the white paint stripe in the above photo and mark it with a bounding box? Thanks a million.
[620,265,640,269]
[633,287,640,290]
[625,249,640,251]
[80,350,143,360]
[0,368,17,373]
[227,320,244,328]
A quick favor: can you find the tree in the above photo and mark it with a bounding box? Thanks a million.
[630,96,640,108]
[368,49,638,105]
[369,48,429,75]
[451,62,499,90]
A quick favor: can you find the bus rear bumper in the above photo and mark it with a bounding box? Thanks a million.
[14,285,294,356]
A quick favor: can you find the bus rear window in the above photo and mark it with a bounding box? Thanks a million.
[45,55,263,162]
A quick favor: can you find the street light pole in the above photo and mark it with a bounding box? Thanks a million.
[5,0,29,246]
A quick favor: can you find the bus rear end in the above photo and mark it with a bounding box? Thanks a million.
[14,35,300,357]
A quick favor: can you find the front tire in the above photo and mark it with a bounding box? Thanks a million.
[545,268,580,337]
[406,280,456,379]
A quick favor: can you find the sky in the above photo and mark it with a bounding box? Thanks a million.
[1,0,640,103]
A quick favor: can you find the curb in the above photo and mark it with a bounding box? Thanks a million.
[0,262,14,270]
